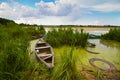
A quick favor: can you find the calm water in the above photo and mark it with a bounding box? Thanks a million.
[85,30,108,35]
[87,39,120,70]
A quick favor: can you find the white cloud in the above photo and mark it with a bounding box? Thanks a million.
[0,0,120,25]
[15,16,70,25]
[58,0,79,4]
[0,2,13,18]
[35,0,73,16]
[0,2,10,9]
[92,3,120,12]
[0,2,35,19]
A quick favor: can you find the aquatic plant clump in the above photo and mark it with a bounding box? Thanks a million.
[45,28,89,48]
[101,28,120,42]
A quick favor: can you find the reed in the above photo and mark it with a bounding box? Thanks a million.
[101,28,120,42]
[0,22,51,80]
[52,48,81,80]
[45,28,89,48]
[93,70,104,80]
[25,26,46,36]
[0,23,30,79]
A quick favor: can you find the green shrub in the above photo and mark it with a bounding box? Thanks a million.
[101,28,120,42]
[22,25,46,36]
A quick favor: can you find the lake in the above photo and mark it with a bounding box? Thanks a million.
[87,39,120,70]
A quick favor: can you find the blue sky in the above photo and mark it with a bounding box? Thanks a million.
[0,0,55,7]
[0,0,120,25]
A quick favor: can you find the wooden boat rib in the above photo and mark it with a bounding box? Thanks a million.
[35,40,54,68]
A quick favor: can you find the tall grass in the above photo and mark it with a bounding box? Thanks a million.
[45,28,89,48]
[0,23,30,79]
[0,41,30,80]
[101,28,120,42]
[0,22,48,80]
[52,48,81,80]
[21,25,46,37]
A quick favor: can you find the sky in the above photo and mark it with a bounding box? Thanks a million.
[0,0,120,25]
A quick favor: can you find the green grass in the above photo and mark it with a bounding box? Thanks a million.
[53,46,112,80]
[52,47,81,80]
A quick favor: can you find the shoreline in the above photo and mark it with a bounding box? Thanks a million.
[45,27,112,31]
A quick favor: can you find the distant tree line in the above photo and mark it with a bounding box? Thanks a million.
[0,17,15,25]
[0,17,120,27]
[0,17,46,38]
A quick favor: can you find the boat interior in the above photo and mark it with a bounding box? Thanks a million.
[36,42,48,47]
[44,56,52,63]
[36,47,51,54]
[36,47,53,60]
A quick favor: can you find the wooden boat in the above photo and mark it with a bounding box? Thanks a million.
[89,34,100,39]
[35,40,54,68]
[32,34,44,39]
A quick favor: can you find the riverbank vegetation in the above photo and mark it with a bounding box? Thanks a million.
[0,23,30,79]
[0,19,48,80]
[101,28,120,42]
[21,25,46,36]
[45,28,89,48]
[0,17,120,80]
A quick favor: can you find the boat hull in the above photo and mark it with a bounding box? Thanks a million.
[35,40,54,68]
